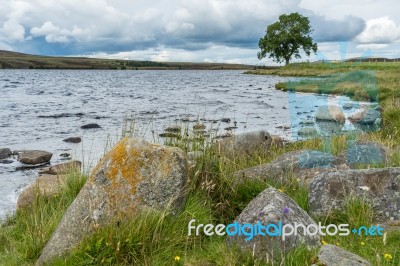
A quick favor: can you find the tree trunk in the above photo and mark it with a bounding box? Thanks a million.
[285,58,290,66]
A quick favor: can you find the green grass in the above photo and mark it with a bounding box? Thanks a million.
[0,172,86,265]
[1,61,400,265]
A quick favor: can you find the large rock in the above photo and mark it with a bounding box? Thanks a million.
[39,161,82,175]
[0,148,12,159]
[17,174,69,210]
[313,244,371,266]
[227,187,320,260]
[316,105,345,123]
[36,137,188,265]
[349,108,381,125]
[359,109,381,125]
[309,168,400,222]
[17,150,53,165]
[217,131,272,155]
[234,150,347,184]
[341,141,388,167]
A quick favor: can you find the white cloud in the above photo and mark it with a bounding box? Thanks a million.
[356,17,400,44]
[1,20,25,41]
[356,44,389,50]
[30,21,73,43]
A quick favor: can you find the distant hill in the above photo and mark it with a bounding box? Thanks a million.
[345,57,400,63]
[0,50,255,70]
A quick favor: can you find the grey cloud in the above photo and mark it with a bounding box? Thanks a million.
[0,0,375,58]
[309,15,366,42]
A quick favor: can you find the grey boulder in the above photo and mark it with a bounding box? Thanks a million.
[36,137,188,265]
[341,141,388,167]
[309,168,400,222]
[349,108,381,125]
[316,105,345,123]
[216,130,272,155]
[17,150,53,165]
[234,150,347,184]
[359,109,381,125]
[313,244,371,266]
[227,187,320,261]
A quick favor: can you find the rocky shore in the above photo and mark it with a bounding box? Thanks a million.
[8,121,393,265]
[0,101,392,265]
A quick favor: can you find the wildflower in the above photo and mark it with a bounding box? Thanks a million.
[336,242,340,246]
[321,240,327,245]
[384,253,393,260]
[360,241,365,246]
[296,178,300,182]
[259,211,265,216]
[282,207,290,214]
[278,188,285,193]
[174,256,181,262]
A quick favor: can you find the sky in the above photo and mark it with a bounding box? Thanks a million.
[0,0,399,65]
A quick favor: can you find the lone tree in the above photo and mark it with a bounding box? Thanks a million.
[258,12,317,65]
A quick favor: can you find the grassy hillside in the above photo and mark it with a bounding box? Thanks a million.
[0,50,255,70]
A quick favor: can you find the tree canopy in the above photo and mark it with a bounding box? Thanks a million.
[258,12,318,65]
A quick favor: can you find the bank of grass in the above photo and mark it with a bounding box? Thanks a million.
[249,62,400,140]
[1,62,400,265]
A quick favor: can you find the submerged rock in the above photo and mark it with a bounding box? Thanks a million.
[63,137,82,143]
[313,244,371,266]
[36,137,188,265]
[159,132,180,138]
[81,123,101,129]
[193,123,206,130]
[316,105,345,123]
[17,150,53,165]
[342,103,356,110]
[227,187,320,261]
[165,125,181,133]
[0,148,12,159]
[309,168,400,222]
[298,127,318,137]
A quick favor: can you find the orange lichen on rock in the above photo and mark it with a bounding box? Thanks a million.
[106,138,141,193]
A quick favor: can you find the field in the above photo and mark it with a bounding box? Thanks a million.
[1,62,400,265]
